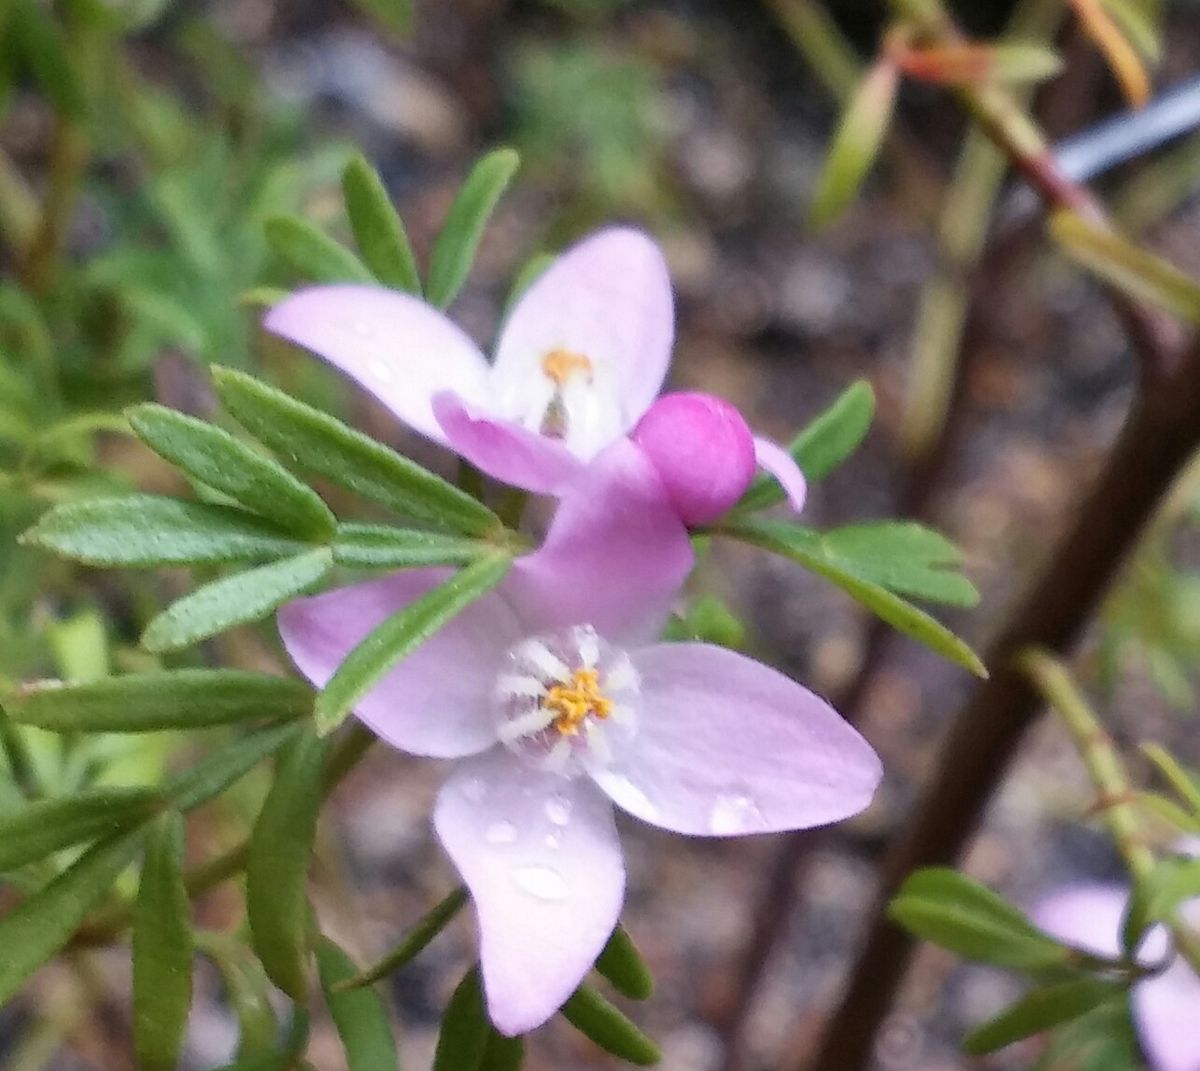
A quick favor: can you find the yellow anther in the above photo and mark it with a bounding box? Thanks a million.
[544,668,612,736]
[541,349,593,387]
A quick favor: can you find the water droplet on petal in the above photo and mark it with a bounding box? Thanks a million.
[545,794,572,826]
[485,821,518,845]
[512,864,567,901]
[461,778,486,804]
[710,794,764,835]
[368,357,393,382]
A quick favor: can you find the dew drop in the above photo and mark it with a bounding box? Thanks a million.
[709,793,764,835]
[485,821,518,845]
[512,864,567,901]
[368,358,393,382]
[544,794,572,827]
[461,778,486,804]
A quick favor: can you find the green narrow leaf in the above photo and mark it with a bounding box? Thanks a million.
[316,938,399,1071]
[342,154,421,294]
[0,826,146,1004]
[20,495,308,566]
[737,380,875,511]
[432,968,489,1071]
[722,519,987,677]
[964,980,1125,1055]
[1141,743,1200,815]
[333,524,497,570]
[888,868,1068,969]
[247,730,327,1000]
[811,60,899,227]
[316,554,511,735]
[264,215,374,284]
[0,787,160,872]
[133,812,193,1071]
[142,547,333,653]
[8,670,312,733]
[128,404,336,540]
[822,521,980,607]
[479,1030,523,1071]
[210,1010,311,1071]
[338,886,467,990]
[595,926,654,1001]
[1050,210,1200,324]
[560,985,661,1066]
[166,723,304,813]
[213,367,500,537]
[426,148,520,308]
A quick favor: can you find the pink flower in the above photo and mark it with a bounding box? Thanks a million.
[278,442,881,1035]
[1034,883,1200,1071]
[264,228,806,514]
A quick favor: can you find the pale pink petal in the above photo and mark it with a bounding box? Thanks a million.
[492,228,673,433]
[264,286,489,443]
[1031,885,1130,959]
[1135,944,1200,1071]
[505,438,694,643]
[434,749,624,1036]
[753,437,808,513]
[593,643,881,836]
[433,391,583,494]
[277,572,520,757]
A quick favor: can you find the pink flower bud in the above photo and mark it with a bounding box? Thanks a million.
[632,392,756,525]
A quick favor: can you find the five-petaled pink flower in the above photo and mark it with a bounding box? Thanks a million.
[278,442,881,1035]
[1034,881,1200,1071]
[264,227,806,519]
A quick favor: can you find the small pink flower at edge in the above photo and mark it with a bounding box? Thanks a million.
[1033,882,1200,1071]
[263,228,806,517]
[277,440,881,1036]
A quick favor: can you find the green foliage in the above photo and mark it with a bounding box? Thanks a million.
[595,926,654,1001]
[963,979,1126,1056]
[560,984,661,1065]
[265,215,375,285]
[722,518,985,676]
[889,868,1069,970]
[316,938,400,1071]
[433,968,490,1071]
[247,730,327,1000]
[342,154,422,294]
[427,148,520,308]
[132,813,193,1071]
[6,670,312,733]
[333,524,503,570]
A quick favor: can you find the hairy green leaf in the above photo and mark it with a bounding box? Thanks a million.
[213,367,500,536]
[427,148,519,308]
[0,787,160,873]
[264,215,374,284]
[964,979,1125,1055]
[333,524,497,570]
[0,826,146,1003]
[8,670,312,733]
[889,868,1067,969]
[247,731,327,1000]
[133,813,193,1071]
[142,548,333,653]
[560,984,660,1066]
[21,495,308,566]
[316,938,399,1071]
[595,926,654,1001]
[722,519,986,676]
[128,404,336,540]
[166,723,304,813]
[343,154,421,293]
[316,555,511,735]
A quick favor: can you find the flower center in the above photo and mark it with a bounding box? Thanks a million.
[541,348,593,387]
[492,625,639,777]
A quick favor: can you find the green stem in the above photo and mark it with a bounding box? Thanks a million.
[1020,648,1200,975]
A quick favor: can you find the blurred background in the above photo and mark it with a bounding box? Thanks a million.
[2,0,1200,1068]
